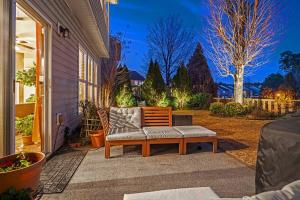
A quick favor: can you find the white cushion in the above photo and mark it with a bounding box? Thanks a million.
[143,127,183,139]
[123,187,220,200]
[106,128,146,141]
[174,126,216,138]
[110,107,142,129]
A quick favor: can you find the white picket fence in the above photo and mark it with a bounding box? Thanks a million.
[213,98,300,114]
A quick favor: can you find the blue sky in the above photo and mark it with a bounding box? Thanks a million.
[110,0,300,83]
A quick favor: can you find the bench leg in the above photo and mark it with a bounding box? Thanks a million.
[179,139,185,155]
[213,139,218,153]
[182,139,187,155]
[145,142,151,157]
[142,142,147,157]
[105,142,111,159]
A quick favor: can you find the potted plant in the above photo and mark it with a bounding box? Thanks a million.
[0,152,45,194]
[16,115,34,146]
[80,101,104,148]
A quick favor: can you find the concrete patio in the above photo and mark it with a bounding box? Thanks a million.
[41,144,255,200]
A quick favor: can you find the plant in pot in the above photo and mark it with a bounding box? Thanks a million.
[16,115,34,146]
[0,152,45,194]
[80,100,104,148]
[16,66,36,87]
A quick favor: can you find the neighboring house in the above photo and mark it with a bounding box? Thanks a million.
[130,71,145,87]
[129,71,145,98]
[217,83,262,99]
[0,0,117,157]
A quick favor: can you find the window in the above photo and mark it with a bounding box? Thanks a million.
[79,48,87,106]
[78,46,100,113]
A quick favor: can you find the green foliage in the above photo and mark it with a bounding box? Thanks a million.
[157,93,171,107]
[283,72,298,92]
[15,115,34,136]
[0,153,34,173]
[25,94,36,103]
[261,73,284,90]
[79,100,101,136]
[223,102,245,117]
[16,67,36,87]
[141,59,165,105]
[187,43,216,95]
[280,51,300,72]
[0,187,32,200]
[209,102,224,115]
[188,93,212,109]
[115,86,137,107]
[172,89,191,109]
[80,100,100,121]
[172,63,191,92]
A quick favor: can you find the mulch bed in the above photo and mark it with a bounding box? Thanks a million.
[173,110,272,168]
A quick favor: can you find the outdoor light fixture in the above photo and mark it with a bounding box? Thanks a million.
[58,24,70,39]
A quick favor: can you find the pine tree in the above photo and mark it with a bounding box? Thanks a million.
[152,60,165,93]
[141,59,165,105]
[172,63,191,92]
[187,43,216,95]
[114,65,136,106]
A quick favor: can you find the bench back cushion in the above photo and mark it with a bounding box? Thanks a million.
[141,107,172,127]
[110,107,142,129]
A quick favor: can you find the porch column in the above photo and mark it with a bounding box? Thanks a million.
[0,0,15,156]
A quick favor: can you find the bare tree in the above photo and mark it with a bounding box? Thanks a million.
[207,0,277,103]
[100,35,129,108]
[147,15,195,93]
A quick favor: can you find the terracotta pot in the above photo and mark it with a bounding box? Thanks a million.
[0,152,45,193]
[89,130,104,148]
[22,135,33,146]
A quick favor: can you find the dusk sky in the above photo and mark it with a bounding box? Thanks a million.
[110,0,300,83]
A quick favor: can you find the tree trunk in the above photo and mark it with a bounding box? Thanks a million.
[234,67,244,104]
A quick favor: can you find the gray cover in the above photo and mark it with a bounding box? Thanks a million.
[255,113,300,194]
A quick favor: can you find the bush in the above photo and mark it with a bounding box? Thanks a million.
[188,93,212,109]
[115,86,137,107]
[157,93,171,107]
[172,89,191,109]
[15,115,34,136]
[223,102,245,117]
[209,102,224,115]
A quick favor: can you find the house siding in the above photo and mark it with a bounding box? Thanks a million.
[20,0,108,152]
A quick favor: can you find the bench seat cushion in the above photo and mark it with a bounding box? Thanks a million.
[106,128,146,141]
[143,127,183,139]
[123,187,220,200]
[174,126,216,138]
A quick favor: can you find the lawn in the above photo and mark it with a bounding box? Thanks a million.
[173,110,273,168]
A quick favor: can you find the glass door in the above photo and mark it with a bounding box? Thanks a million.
[15,4,45,153]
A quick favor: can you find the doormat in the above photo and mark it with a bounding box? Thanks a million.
[40,146,87,194]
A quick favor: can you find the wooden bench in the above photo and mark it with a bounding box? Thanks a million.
[98,107,218,158]
[142,107,184,156]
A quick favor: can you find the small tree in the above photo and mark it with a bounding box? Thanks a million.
[207,0,277,104]
[115,86,137,107]
[261,73,284,90]
[172,63,191,92]
[187,43,216,95]
[141,59,165,105]
[173,89,191,110]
